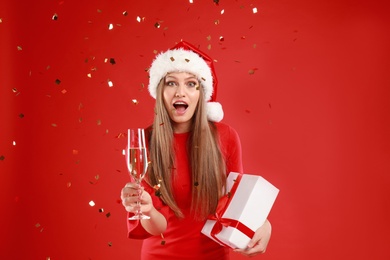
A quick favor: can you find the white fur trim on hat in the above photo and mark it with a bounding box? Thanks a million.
[148,48,214,101]
[206,101,224,122]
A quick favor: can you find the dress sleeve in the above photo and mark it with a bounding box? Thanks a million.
[127,181,170,239]
[218,123,244,174]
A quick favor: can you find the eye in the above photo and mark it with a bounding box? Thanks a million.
[186,81,198,88]
[165,81,177,87]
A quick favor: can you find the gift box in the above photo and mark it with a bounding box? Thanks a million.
[201,172,279,249]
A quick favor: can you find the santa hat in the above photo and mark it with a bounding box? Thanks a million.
[148,41,224,122]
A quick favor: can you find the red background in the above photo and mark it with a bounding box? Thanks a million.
[1,0,390,259]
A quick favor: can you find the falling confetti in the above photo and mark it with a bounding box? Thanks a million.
[154,22,161,28]
[213,0,219,5]
[61,89,67,94]
[253,7,258,14]
[107,79,113,87]
[51,123,58,127]
[106,212,111,218]
[52,13,58,20]
[219,36,224,41]
[89,201,95,207]
[55,79,61,85]
[17,46,22,51]
[108,23,114,30]
[97,119,102,125]
[72,149,78,155]
[99,208,104,213]
[109,58,116,65]
[0,18,3,23]
[66,182,71,188]
[221,9,225,15]
[19,113,24,118]
[108,242,113,247]
[123,11,128,16]
[132,99,139,105]
[0,155,5,161]
[12,141,16,146]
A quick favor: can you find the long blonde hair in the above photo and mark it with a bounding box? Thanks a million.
[147,79,226,220]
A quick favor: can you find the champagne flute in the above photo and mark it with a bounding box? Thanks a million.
[126,128,150,220]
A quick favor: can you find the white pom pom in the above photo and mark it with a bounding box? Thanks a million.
[206,102,224,122]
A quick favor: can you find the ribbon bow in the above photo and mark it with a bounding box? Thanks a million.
[208,174,255,247]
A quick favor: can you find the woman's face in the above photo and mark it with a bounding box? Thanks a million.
[163,71,200,133]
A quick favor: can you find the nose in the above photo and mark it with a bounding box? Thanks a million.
[175,84,186,97]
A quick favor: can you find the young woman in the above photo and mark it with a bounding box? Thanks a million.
[121,41,271,259]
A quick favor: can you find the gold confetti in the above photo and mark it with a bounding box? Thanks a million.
[132,99,139,105]
[51,123,58,127]
[108,242,113,247]
[136,16,141,22]
[108,23,114,30]
[12,141,16,146]
[213,0,220,5]
[89,200,95,207]
[61,89,67,94]
[154,22,160,28]
[99,208,104,213]
[123,11,128,16]
[253,7,258,14]
[170,57,175,61]
[221,9,225,15]
[52,13,58,20]
[219,36,224,41]
[0,18,3,23]
[185,58,190,62]
[97,9,102,13]
[214,20,220,25]
[12,88,18,93]
[97,119,101,125]
[87,73,92,78]
[17,46,22,51]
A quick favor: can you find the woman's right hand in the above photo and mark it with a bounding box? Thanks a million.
[121,182,153,215]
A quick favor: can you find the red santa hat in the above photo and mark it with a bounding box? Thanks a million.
[148,41,224,122]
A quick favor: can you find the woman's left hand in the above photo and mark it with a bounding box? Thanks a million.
[233,219,271,257]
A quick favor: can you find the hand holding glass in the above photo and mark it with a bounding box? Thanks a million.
[126,128,150,220]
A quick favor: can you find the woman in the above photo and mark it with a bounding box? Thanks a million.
[121,41,271,259]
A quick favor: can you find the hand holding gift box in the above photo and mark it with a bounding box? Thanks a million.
[201,172,279,249]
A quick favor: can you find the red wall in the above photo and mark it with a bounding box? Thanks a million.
[1,0,390,259]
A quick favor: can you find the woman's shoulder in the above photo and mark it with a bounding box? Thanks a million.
[213,122,240,140]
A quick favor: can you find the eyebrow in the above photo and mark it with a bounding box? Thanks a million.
[165,74,198,81]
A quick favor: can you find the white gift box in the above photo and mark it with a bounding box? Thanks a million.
[201,172,279,249]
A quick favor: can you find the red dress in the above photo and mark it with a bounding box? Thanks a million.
[127,123,243,260]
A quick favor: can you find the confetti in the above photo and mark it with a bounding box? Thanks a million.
[132,99,139,105]
[72,149,78,155]
[154,22,161,28]
[89,200,95,207]
[55,79,61,85]
[87,73,92,78]
[52,13,58,20]
[221,9,224,15]
[107,79,113,87]
[123,11,128,16]
[61,89,67,94]
[97,119,102,125]
[12,141,16,146]
[248,68,258,75]
[19,113,24,118]
[0,18,3,23]
[97,9,102,13]
[0,155,5,161]
[99,208,104,213]
[51,123,58,127]
[189,0,193,3]
[12,88,18,93]
[213,0,219,5]
[66,182,71,188]
[109,58,116,65]
[17,46,22,51]
[219,36,224,41]
[108,23,114,30]
[214,20,220,25]
[106,212,111,218]
[252,7,258,14]
[108,242,113,247]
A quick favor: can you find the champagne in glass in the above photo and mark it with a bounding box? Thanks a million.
[126,128,150,220]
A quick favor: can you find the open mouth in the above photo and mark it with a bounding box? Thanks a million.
[173,102,188,112]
